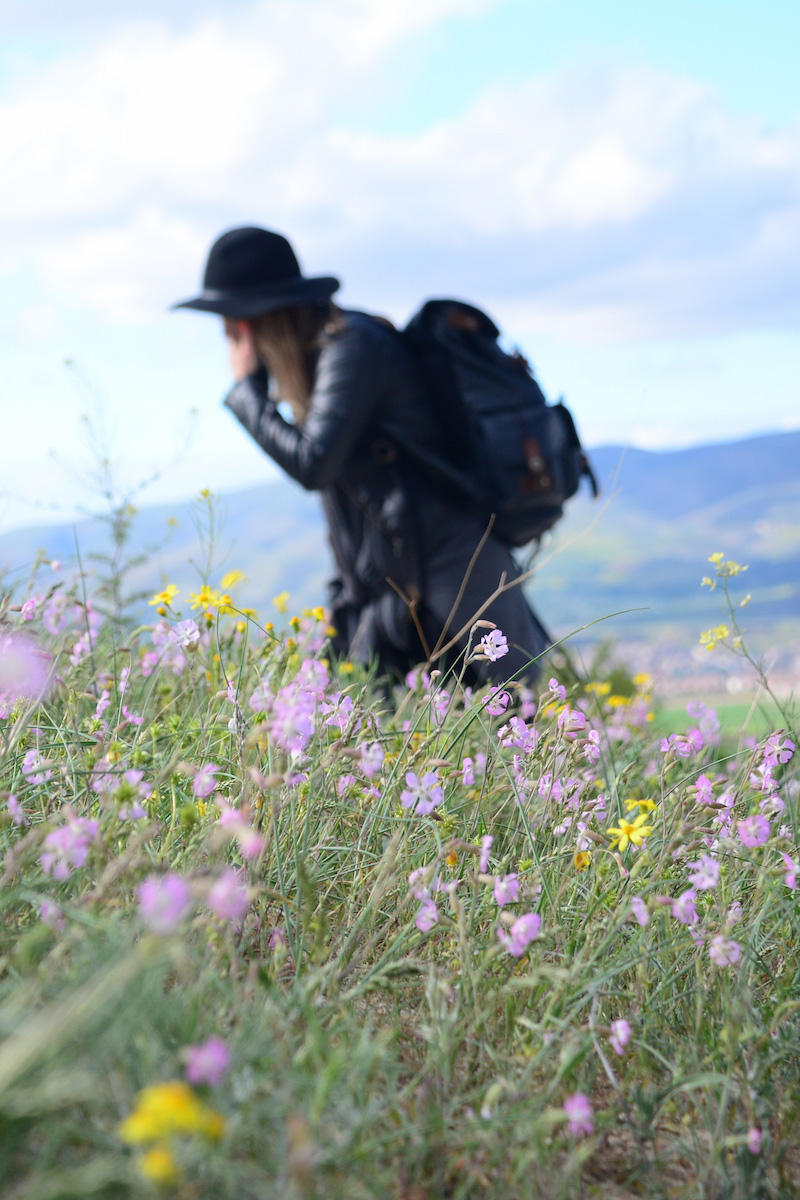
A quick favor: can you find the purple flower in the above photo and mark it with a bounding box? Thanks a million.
[39,898,65,931]
[462,757,475,786]
[269,682,316,752]
[415,898,439,932]
[583,729,601,764]
[478,835,493,873]
[183,1036,231,1087]
[670,890,698,925]
[781,853,799,889]
[169,619,200,647]
[40,816,98,880]
[7,795,28,827]
[359,742,384,779]
[22,749,51,785]
[557,705,586,738]
[206,869,250,924]
[763,734,795,767]
[493,874,519,907]
[497,912,541,957]
[400,771,444,816]
[478,629,509,662]
[630,897,650,926]
[687,854,720,891]
[548,678,567,703]
[499,716,538,754]
[609,1019,631,1056]
[694,775,715,804]
[193,763,220,799]
[138,873,192,933]
[483,687,511,716]
[709,934,742,967]
[660,734,690,758]
[322,692,355,731]
[0,631,51,706]
[563,1092,593,1136]
[738,814,771,848]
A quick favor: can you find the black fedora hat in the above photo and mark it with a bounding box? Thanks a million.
[172,226,340,318]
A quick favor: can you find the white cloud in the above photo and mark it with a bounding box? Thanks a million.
[1,0,799,339]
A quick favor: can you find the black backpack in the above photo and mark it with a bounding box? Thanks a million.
[398,299,598,546]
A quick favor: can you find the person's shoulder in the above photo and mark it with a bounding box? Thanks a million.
[321,308,405,364]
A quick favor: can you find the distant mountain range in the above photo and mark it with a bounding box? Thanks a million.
[2,429,799,645]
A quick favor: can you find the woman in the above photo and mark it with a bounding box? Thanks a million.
[173,225,549,685]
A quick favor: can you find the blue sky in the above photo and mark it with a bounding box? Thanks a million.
[1,0,799,534]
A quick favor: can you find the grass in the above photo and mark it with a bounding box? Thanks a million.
[0,551,798,1199]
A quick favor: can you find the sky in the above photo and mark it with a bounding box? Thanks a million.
[1,0,799,534]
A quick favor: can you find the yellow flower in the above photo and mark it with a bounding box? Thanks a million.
[220,569,244,589]
[339,661,354,675]
[189,585,222,613]
[289,615,301,632]
[607,812,653,853]
[272,591,289,613]
[607,695,630,709]
[632,673,651,687]
[625,797,656,813]
[699,624,730,651]
[148,584,179,607]
[573,850,591,871]
[310,606,326,622]
[708,551,725,566]
[119,1081,225,1146]
[585,681,611,696]
[139,1144,180,1186]
[700,575,716,590]
[236,620,246,634]
[445,849,458,867]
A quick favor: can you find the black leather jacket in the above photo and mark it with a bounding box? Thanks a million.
[224,311,471,657]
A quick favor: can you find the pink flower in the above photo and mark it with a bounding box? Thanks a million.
[493,874,519,907]
[462,757,475,786]
[557,705,586,738]
[763,734,795,767]
[687,854,720,891]
[322,692,355,731]
[497,912,541,957]
[478,629,509,662]
[709,934,742,967]
[609,1019,631,1056]
[359,742,384,779]
[781,853,799,889]
[206,869,250,924]
[693,775,715,804]
[237,828,264,860]
[478,835,493,873]
[738,814,771,848]
[169,619,200,647]
[193,763,220,798]
[548,678,567,703]
[416,898,438,932]
[183,1036,231,1087]
[670,890,698,925]
[483,687,511,716]
[40,815,98,880]
[20,598,36,621]
[137,873,192,933]
[746,1127,762,1154]
[39,898,65,931]
[22,749,51,785]
[563,1092,594,1136]
[499,716,538,754]
[630,897,650,926]
[6,795,28,827]
[400,771,443,816]
[0,631,51,706]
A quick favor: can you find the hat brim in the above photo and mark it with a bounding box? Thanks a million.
[171,275,340,317]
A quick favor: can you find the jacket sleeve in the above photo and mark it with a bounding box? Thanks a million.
[223,320,389,491]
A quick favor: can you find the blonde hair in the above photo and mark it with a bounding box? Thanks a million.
[251,304,342,424]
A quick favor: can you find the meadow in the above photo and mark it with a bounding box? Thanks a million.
[0,531,798,1199]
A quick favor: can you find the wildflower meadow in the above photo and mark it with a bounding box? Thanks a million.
[0,526,798,1199]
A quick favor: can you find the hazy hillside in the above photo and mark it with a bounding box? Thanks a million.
[2,429,799,646]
